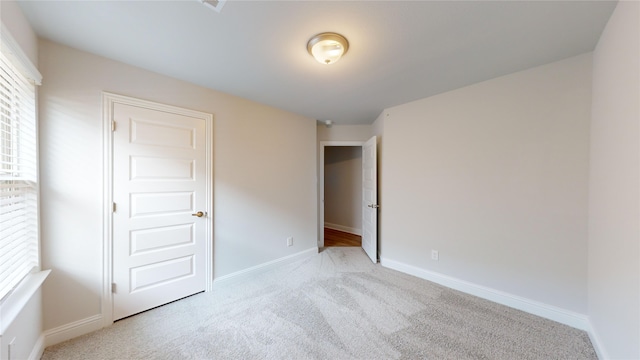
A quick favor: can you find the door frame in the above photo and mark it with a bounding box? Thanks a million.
[319,141,365,248]
[101,92,213,327]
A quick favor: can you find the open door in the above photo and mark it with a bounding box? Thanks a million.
[362,136,378,263]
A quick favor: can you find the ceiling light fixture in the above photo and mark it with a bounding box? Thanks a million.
[307,32,349,65]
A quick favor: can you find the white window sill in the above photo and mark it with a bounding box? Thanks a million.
[0,270,51,334]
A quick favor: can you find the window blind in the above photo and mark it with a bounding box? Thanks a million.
[0,50,38,301]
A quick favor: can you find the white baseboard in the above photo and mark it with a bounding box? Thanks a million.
[213,247,318,286]
[586,320,609,360]
[28,334,45,360]
[380,257,589,331]
[44,314,103,347]
[324,222,362,236]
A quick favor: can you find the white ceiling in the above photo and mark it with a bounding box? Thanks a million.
[18,0,616,125]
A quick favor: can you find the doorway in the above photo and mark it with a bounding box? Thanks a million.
[319,138,378,262]
[323,146,363,247]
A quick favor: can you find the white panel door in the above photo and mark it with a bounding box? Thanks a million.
[362,136,378,263]
[112,102,207,320]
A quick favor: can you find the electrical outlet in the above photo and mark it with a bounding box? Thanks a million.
[431,250,439,261]
[287,237,293,247]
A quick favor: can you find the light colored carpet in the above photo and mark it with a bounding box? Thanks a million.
[42,247,597,359]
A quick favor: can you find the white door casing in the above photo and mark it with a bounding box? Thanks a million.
[319,139,378,260]
[103,93,212,323]
[362,136,378,263]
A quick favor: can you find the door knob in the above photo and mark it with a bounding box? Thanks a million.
[192,211,205,217]
[367,204,380,208]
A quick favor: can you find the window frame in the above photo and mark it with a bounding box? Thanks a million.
[0,22,46,335]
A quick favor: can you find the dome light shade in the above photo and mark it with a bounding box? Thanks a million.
[307,33,349,65]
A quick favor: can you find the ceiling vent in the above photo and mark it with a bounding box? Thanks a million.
[200,0,226,13]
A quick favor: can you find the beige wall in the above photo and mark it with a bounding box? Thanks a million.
[381,54,592,314]
[38,40,317,332]
[1,288,43,360]
[1,0,38,65]
[324,146,362,233]
[588,1,640,358]
[317,124,372,142]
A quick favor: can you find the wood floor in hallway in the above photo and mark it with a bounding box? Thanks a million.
[324,227,362,247]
